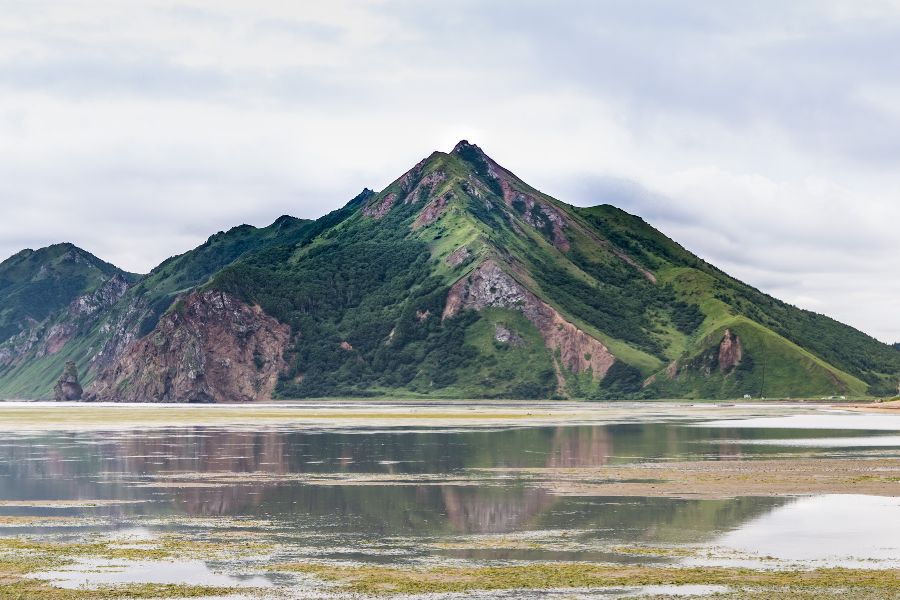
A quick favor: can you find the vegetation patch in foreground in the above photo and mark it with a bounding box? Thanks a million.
[0,537,244,599]
[273,562,900,595]
[0,581,240,600]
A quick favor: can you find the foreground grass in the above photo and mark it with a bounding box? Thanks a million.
[0,581,240,600]
[0,537,246,599]
[656,591,900,600]
[274,562,900,595]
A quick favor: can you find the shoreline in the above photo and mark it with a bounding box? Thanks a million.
[0,400,849,432]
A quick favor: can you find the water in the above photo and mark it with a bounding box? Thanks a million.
[1,403,899,595]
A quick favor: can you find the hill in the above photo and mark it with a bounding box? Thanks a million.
[0,243,134,344]
[0,215,317,398]
[2,142,898,401]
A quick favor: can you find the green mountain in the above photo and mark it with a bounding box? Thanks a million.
[3,142,899,401]
[0,243,134,344]
[0,215,317,399]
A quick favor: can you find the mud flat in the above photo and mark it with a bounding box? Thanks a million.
[136,457,900,498]
[0,400,835,431]
[481,457,900,499]
[847,398,900,412]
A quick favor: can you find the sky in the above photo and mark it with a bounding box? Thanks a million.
[0,1,898,343]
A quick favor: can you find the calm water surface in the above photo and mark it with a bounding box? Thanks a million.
[1,404,899,591]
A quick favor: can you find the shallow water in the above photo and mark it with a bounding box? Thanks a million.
[1,402,898,593]
[710,494,900,567]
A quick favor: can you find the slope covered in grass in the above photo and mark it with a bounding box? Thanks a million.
[1,142,897,401]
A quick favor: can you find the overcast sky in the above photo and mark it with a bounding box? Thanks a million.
[1,1,898,343]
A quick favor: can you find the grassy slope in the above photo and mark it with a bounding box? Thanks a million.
[403,151,668,386]
[573,204,897,397]
[207,146,897,400]
[2,145,895,401]
[0,244,133,343]
[0,217,318,399]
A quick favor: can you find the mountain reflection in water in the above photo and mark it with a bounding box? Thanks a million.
[0,423,796,545]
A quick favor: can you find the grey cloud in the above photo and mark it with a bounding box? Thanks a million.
[252,17,345,42]
[0,57,230,98]
[0,1,897,342]
[389,0,900,163]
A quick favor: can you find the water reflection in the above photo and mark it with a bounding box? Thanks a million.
[0,421,888,556]
[687,494,900,568]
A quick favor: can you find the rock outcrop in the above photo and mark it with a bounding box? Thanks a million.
[87,290,290,403]
[718,329,743,372]
[413,193,452,229]
[445,246,471,267]
[453,140,571,251]
[53,361,83,401]
[443,260,615,381]
[493,323,524,347]
[362,192,397,218]
[0,273,132,369]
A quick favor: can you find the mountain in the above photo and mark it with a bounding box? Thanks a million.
[0,215,317,399]
[2,142,899,401]
[0,243,134,343]
[0,244,138,398]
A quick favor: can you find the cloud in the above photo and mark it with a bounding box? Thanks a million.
[0,0,897,342]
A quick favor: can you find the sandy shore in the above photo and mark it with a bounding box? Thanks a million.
[846,399,900,412]
[0,400,838,431]
[484,457,900,499]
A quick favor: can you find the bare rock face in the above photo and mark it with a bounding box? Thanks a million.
[362,192,397,218]
[493,324,524,347]
[445,246,471,268]
[0,273,132,369]
[718,328,743,372]
[87,291,290,403]
[444,260,615,382]
[454,141,571,252]
[363,159,446,219]
[402,170,446,205]
[53,361,83,401]
[413,192,452,229]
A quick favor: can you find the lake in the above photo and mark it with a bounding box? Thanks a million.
[1,401,899,598]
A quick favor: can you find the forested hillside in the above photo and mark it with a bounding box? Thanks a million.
[2,142,898,401]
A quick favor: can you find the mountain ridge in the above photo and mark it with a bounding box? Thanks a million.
[2,142,898,401]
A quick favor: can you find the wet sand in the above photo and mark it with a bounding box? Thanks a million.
[0,400,840,431]
[847,399,900,413]
[484,458,900,499]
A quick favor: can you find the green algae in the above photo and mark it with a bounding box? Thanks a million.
[273,562,900,595]
[0,581,243,599]
[0,534,273,562]
[0,536,254,599]
[653,590,900,600]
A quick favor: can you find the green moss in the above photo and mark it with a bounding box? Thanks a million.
[272,562,900,595]
[0,581,240,599]
[0,537,242,599]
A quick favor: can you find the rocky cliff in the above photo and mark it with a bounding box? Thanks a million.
[443,260,616,389]
[87,291,290,403]
[53,361,83,401]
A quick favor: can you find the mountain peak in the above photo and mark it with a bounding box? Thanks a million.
[452,139,476,152]
[451,139,489,160]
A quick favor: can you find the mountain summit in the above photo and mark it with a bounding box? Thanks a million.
[2,142,899,401]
